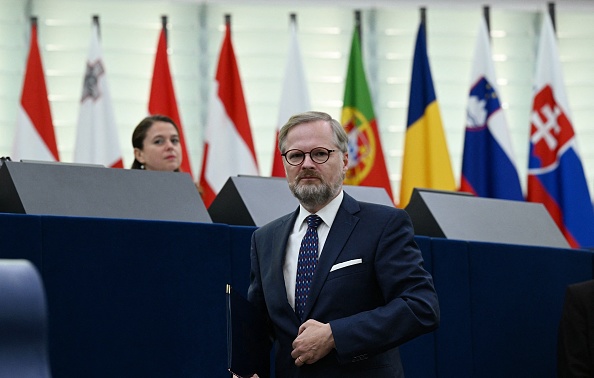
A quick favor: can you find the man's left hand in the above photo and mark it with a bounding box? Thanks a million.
[291,319,335,366]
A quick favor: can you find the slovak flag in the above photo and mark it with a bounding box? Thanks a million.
[12,19,59,162]
[527,12,594,248]
[198,16,259,207]
[74,19,123,168]
[460,17,523,200]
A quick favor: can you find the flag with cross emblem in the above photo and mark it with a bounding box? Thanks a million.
[527,13,594,248]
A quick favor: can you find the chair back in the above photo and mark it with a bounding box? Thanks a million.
[0,259,51,378]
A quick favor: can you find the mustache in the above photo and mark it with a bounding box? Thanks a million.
[296,169,322,181]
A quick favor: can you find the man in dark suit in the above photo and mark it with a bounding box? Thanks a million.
[247,111,439,378]
[557,279,594,377]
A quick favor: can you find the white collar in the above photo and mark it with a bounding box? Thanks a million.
[295,190,344,230]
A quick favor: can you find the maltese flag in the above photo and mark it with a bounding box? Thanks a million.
[74,19,123,168]
[460,17,522,200]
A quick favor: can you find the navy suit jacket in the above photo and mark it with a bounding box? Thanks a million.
[248,192,439,378]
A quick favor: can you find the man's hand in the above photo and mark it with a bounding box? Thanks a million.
[291,319,335,367]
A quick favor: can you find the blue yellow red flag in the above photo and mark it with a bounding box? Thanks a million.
[400,22,455,208]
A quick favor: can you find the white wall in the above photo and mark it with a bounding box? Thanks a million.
[1,0,594,203]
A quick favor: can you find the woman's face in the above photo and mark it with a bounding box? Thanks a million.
[133,121,182,171]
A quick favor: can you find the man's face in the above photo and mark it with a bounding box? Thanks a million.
[283,120,348,211]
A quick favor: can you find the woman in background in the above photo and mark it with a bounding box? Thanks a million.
[130,115,182,172]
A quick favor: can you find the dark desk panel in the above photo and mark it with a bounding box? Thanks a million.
[470,243,594,378]
[40,216,230,378]
[432,238,473,378]
[0,213,592,378]
[0,213,43,268]
[228,225,257,298]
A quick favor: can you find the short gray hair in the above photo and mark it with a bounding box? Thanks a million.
[278,111,348,153]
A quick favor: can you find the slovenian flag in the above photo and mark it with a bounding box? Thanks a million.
[460,17,523,200]
[527,12,594,248]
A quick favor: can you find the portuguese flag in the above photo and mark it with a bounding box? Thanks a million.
[341,27,394,200]
[341,27,393,200]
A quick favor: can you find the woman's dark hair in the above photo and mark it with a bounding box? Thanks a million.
[130,115,179,170]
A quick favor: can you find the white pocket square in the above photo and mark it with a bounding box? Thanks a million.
[330,258,363,272]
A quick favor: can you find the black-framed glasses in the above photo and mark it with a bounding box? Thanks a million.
[281,147,336,166]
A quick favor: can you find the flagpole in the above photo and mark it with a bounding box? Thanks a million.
[548,2,556,34]
[483,6,491,35]
[355,10,361,43]
[420,7,426,33]
[93,15,100,40]
[161,15,168,47]
[30,16,37,51]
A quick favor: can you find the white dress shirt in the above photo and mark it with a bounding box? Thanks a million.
[283,190,343,310]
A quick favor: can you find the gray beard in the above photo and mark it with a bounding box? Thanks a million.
[290,176,342,209]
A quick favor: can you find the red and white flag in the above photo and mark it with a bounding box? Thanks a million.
[271,15,311,177]
[148,24,192,175]
[12,20,59,162]
[74,20,123,168]
[198,18,259,207]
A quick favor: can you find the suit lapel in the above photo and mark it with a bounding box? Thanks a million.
[303,193,360,320]
[270,209,301,322]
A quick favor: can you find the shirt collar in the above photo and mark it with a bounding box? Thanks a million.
[296,190,344,230]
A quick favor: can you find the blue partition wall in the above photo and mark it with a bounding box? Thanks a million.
[430,239,594,378]
[0,213,592,377]
[0,213,43,266]
[469,243,593,377]
[40,216,233,377]
[399,236,438,378]
[432,239,474,378]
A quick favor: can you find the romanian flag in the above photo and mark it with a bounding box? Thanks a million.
[400,22,455,208]
[527,13,594,248]
[341,27,393,200]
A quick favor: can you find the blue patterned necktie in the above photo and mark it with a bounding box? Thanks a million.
[295,214,322,320]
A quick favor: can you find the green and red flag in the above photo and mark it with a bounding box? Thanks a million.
[341,27,393,200]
